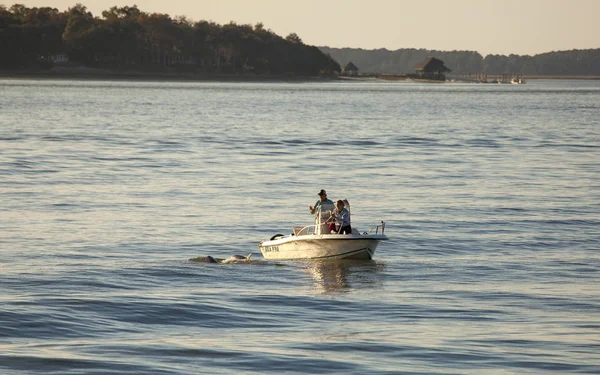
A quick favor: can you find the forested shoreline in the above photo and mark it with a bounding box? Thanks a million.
[0,4,341,76]
[1,3,598,79]
[319,47,600,76]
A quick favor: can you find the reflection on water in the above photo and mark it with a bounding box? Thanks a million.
[2,80,599,374]
[303,259,386,293]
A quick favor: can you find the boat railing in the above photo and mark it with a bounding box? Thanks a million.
[293,205,333,235]
[293,220,386,236]
[365,221,386,235]
[293,225,316,236]
[292,205,386,237]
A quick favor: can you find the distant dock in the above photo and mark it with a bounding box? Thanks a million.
[448,73,526,84]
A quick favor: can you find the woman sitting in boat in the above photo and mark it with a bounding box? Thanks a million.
[330,200,352,234]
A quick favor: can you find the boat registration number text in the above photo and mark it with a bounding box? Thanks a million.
[262,246,279,253]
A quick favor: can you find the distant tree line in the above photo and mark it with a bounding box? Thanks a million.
[320,47,600,76]
[0,4,341,75]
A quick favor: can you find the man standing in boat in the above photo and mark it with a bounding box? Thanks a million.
[309,190,335,235]
[309,189,333,215]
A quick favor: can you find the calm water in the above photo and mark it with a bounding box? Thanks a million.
[1,78,599,374]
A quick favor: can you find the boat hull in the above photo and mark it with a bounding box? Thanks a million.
[258,234,386,260]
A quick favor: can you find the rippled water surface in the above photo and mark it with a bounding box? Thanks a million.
[1,79,599,374]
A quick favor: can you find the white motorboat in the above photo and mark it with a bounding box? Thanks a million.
[258,203,388,260]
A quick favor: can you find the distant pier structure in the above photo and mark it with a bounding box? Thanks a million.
[414,57,451,80]
[448,73,488,83]
[449,73,526,84]
[342,62,359,76]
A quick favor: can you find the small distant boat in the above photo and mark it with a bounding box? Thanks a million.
[511,77,526,84]
[258,202,387,260]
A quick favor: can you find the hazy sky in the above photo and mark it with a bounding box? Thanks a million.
[12,0,600,56]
